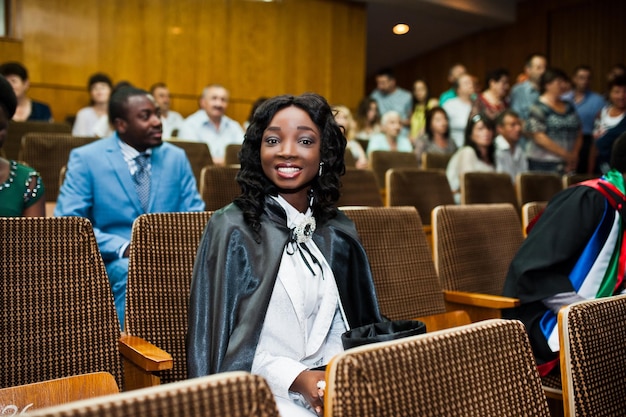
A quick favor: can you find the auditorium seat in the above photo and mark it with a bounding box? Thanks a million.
[0,217,172,392]
[559,294,626,417]
[343,148,357,167]
[199,165,240,211]
[0,372,118,413]
[337,168,383,207]
[165,139,214,188]
[224,143,242,166]
[516,172,563,207]
[325,319,551,417]
[126,212,213,384]
[421,151,452,170]
[28,372,280,417]
[5,121,72,161]
[461,172,519,211]
[386,168,454,226]
[369,150,419,190]
[562,172,600,188]
[432,204,522,322]
[18,132,96,201]
[521,201,547,237]
[343,206,470,331]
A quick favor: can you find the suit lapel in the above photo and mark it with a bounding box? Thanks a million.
[104,137,144,213]
[149,144,165,212]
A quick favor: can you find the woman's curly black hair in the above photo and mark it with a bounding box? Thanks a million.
[234,93,347,241]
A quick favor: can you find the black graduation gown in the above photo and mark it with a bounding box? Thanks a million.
[186,197,382,377]
[502,185,608,364]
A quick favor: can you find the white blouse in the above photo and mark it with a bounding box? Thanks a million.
[251,195,347,409]
[446,146,495,203]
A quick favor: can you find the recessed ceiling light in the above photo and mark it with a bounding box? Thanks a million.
[393,23,409,35]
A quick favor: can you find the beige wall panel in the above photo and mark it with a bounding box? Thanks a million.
[0,39,23,62]
[13,0,366,125]
[549,0,626,92]
[21,0,98,86]
[227,0,286,98]
[327,1,367,110]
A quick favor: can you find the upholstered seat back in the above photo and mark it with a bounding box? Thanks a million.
[559,294,626,416]
[386,168,454,225]
[19,132,97,201]
[433,203,523,295]
[1,217,123,388]
[325,319,550,417]
[337,168,383,207]
[125,212,213,384]
[343,207,446,319]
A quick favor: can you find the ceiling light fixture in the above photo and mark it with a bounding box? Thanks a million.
[393,23,409,35]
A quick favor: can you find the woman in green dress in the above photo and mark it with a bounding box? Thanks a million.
[0,75,45,217]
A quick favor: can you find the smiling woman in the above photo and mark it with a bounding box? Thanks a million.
[187,93,383,417]
[260,106,321,213]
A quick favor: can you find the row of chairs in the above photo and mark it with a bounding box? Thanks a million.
[0,204,520,388]
[3,209,624,415]
[15,133,240,202]
[463,171,598,209]
[7,129,582,230]
[3,320,553,417]
[9,129,358,205]
[0,206,498,384]
[5,300,620,417]
[365,150,598,211]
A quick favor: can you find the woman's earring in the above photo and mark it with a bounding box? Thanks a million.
[318,162,324,176]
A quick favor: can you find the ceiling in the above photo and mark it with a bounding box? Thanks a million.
[355,0,521,77]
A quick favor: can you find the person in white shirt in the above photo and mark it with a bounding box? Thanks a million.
[177,84,244,164]
[495,109,528,182]
[332,104,368,169]
[366,110,414,157]
[72,73,112,137]
[150,82,184,139]
[443,73,475,148]
[446,113,496,202]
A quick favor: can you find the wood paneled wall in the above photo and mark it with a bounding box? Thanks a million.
[11,0,366,124]
[386,0,625,99]
[0,38,23,62]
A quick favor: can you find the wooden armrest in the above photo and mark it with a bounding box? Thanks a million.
[443,290,520,309]
[413,310,471,332]
[0,372,118,412]
[118,335,173,372]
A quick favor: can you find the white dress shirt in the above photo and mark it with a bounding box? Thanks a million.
[251,195,347,414]
[495,134,528,182]
[177,110,244,160]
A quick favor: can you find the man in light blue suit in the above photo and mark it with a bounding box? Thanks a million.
[55,86,205,327]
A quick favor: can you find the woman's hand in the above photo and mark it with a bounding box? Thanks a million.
[290,370,326,416]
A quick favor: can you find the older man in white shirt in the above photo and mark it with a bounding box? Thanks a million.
[495,109,528,182]
[178,84,244,164]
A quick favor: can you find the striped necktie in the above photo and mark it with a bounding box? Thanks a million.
[133,153,150,211]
